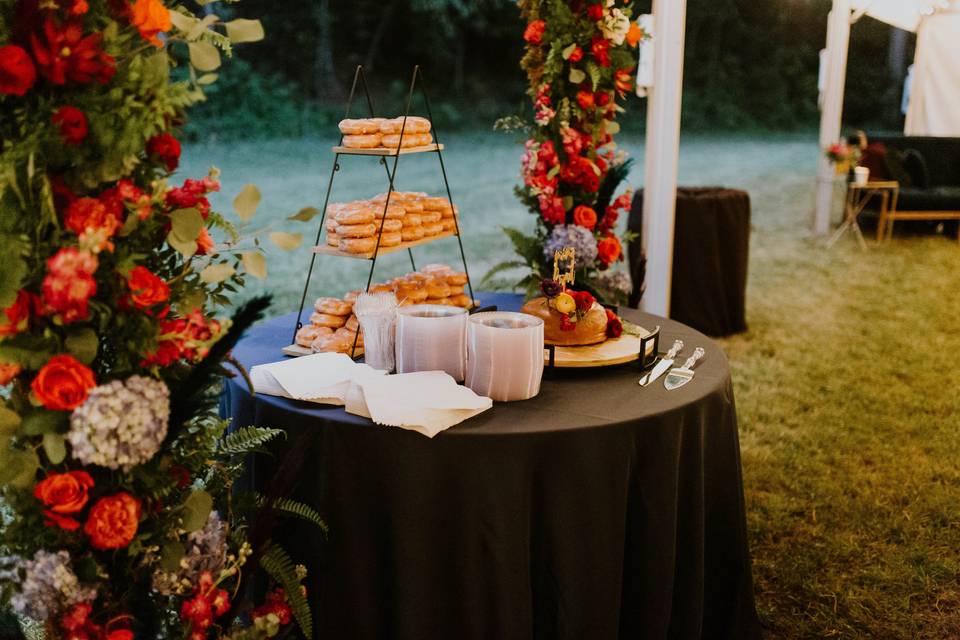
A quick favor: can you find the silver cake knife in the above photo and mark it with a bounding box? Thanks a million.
[639,339,684,387]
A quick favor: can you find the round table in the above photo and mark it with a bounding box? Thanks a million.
[223,293,761,640]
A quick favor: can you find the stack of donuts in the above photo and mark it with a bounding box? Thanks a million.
[294,297,364,356]
[338,116,434,150]
[325,192,459,254]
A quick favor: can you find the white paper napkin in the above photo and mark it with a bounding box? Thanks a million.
[345,370,493,438]
[250,352,385,405]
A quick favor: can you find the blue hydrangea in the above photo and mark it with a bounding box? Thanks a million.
[597,269,632,294]
[543,225,598,270]
[5,550,98,623]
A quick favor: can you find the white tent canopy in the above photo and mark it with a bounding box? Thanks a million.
[813,0,960,234]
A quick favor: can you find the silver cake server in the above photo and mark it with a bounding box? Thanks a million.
[664,347,705,391]
[639,339,684,387]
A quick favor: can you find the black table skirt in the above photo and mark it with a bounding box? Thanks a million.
[223,293,761,640]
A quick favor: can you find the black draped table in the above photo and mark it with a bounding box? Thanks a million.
[223,293,761,640]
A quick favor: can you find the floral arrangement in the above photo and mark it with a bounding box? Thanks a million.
[536,277,622,338]
[487,0,647,305]
[0,1,318,638]
[825,141,861,165]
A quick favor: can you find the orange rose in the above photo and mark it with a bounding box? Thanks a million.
[597,235,622,265]
[31,354,96,411]
[126,266,169,309]
[572,205,598,231]
[130,0,171,48]
[0,362,21,386]
[35,470,94,514]
[626,22,644,47]
[84,492,141,550]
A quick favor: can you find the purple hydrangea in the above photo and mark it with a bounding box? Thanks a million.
[68,375,169,471]
[597,269,632,295]
[543,225,598,270]
[4,550,98,623]
[152,511,228,596]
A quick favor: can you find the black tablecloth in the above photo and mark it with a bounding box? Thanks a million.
[629,188,751,337]
[223,293,761,640]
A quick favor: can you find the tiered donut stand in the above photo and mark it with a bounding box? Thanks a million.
[284,65,476,358]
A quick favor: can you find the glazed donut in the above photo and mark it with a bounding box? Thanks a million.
[314,297,353,316]
[369,283,396,294]
[342,133,381,149]
[326,217,340,232]
[440,220,456,232]
[374,218,403,233]
[451,294,472,308]
[395,285,428,304]
[381,133,420,149]
[313,334,362,356]
[344,290,362,303]
[379,231,403,247]
[344,315,359,332]
[401,226,425,242]
[370,203,406,220]
[446,271,468,285]
[295,324,328,347]
[422,222,444,236]
[334,208,376,225]
[420,211,442,224]
[334,327,363,345]
[448,284,465,295]
[339,237,377,255]
[339,118,382,135]
[426,278,451,299]
[379,116,431,134]
[416,133,434,146]
[403,273,429,287]
[326,232,339,247]
[403,213,423,227]
[309,312,348,328]
[420,197,450,211]
[336,223,377,238]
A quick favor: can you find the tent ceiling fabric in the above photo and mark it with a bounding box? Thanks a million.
[905,10,960,135]
[851,0,959,32]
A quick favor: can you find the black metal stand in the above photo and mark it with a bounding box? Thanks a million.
[290,65,476,358]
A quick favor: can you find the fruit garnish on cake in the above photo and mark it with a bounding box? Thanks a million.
[521,278,623,347]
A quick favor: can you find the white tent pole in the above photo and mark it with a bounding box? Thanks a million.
[814,0,853,235]
[641,0,687,317]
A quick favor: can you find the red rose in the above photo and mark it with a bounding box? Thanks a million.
[146,133,181,172]
[35,470,94,530]
[0,363,21,386]
[597,235,623,265]
[596,91,611,107]
[30,16,116,85]
[571,290,596,313]
[126,265,170,309]
[64,197,121,238]
[605,309,623,338]
[567,45,583,63]
[31,354,96,411]
[51,106,88,145]
[576,90,595,110]
[523,20,546,45]
[572,205,597,230]
[591,35,611,67]
[42,248,98,324]
[0,290,33,337]
[0,45,37,96]
[586,3,604,21]
[84,492,141,550]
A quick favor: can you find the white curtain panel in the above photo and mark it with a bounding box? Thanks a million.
[905,10,960,135]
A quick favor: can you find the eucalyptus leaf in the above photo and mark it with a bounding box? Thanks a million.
[0,406,21,437]
[287,207,320,222]
[181,490,213,532]
[200,263,236,284]
[169,10,197,33]
[160,541,186,572]
[225,18,265,43]
[188,14,220,41]
[42,433,66,465]
[268,232,302,251]
[169,208,204,242]
[65,328,98,364]
[605,120,621,135]
[562,43,578,60]
[0,447,38,489]
[569,68,586,84]
[0,334,56,369]
[233,184,261,222]
[21,410,68,436]
[188,41,221,72]
[242,252,267,279]
[167,231,198,258]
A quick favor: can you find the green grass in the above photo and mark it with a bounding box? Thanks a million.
[182,131,960,637]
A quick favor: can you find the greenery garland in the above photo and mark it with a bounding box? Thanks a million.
[489,0,646,304]
[0,1,316,638]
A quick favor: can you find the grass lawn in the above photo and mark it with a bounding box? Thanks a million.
[183,132,960,638]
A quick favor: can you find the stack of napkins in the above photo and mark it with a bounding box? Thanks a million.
[250,354,492,437]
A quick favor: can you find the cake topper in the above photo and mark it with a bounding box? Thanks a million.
[552,247,576,290]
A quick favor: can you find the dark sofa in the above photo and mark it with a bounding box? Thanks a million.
[859,134,960,239]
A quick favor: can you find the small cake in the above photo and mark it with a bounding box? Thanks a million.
[520,290,608,347]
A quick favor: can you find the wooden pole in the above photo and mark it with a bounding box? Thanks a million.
[814,0,853,235]
[641,0,687,317]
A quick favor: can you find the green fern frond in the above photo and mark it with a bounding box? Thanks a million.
[218,426,285,456]
[257,496,329,536]
[261,542,313,639]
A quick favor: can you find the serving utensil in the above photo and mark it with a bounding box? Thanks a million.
[639,339,684,387]
[664,347,705,391]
